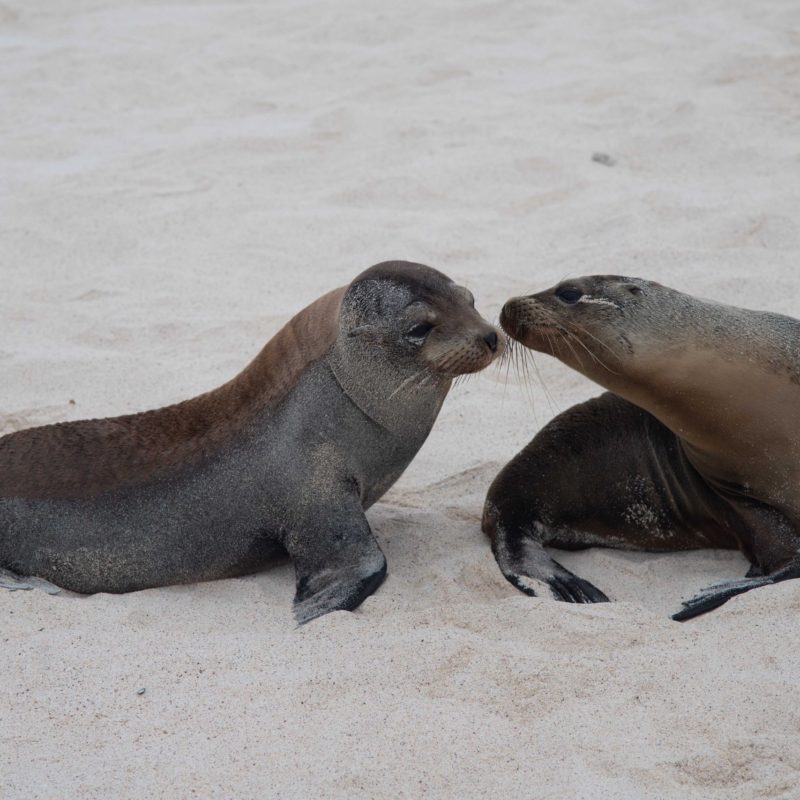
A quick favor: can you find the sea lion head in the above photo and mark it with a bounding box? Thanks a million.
[499,275,696,382]
[338,260,502,378]
[328,260,502,434]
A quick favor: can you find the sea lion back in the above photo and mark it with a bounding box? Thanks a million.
[0,287,345,500]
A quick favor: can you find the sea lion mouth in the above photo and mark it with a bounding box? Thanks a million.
[500,298,557,344]
[426,329,505,376]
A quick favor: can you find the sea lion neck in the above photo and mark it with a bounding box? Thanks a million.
[326,336,450,438]
[608,343,800,512]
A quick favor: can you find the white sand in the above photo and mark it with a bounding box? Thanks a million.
[3,1,800,797]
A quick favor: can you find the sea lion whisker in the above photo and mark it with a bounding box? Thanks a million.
[430,356,454,375]
[557,329,587,371]
[508,343,524,393]
[543,329,559,359]
[513,342,540,412]
[527,348,556,417]
[433,347,471,375]
[512,340,524,383]
[563,328,600,373]
[387,368,429,400]
[565,327,618,375]
[565,319,625,362]
[521,348,538,409]
[502,339,518,400]
[497,338,513,367]
[562,326,620,375]
[518,347,536,409]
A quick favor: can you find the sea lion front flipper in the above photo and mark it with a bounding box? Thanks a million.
[287,508,387,626]
[492,529,609,604]
[292,549,387,626]
[0,568,62,594]
[673,562,800,621]
[0,568,34,592]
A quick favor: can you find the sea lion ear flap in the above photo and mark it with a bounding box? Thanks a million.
[625,284,644,296]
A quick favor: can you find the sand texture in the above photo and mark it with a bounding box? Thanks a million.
[3,1,800,797]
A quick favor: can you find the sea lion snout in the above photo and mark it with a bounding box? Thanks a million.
[423,315,504,375]
[468,318,503,355]
[479,326,506,359]
[411,279,503,374]
[499,298,522,338]
[499,296,551,345]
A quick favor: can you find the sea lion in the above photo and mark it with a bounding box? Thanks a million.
[1,260,501,624]
[483,275,800,620]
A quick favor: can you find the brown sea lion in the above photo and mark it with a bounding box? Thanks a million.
[483,276,800,620]
[1,261,501,624]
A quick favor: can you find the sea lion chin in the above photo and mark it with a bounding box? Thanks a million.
[0,260,501,625]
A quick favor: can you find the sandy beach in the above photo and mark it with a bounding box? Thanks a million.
[3,1,800,797]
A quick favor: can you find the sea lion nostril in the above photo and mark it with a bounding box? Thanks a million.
[484,331,498,352]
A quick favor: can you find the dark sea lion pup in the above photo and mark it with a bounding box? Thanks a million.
[1,261,501,624]
[483,275,800,620]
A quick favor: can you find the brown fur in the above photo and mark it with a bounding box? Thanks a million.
[0,288,345,500]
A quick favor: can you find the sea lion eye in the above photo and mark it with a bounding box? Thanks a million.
[556,287,583,304]
[406,322,434,341]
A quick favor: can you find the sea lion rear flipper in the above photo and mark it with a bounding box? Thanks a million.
[745,562,765,578]
[672,576,773,621]
[492,528,609,604]
[287,508,387,626]
[672,562,800,621]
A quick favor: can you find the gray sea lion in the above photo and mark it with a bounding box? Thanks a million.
[483,275,800,620]
[1,261,501,624]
